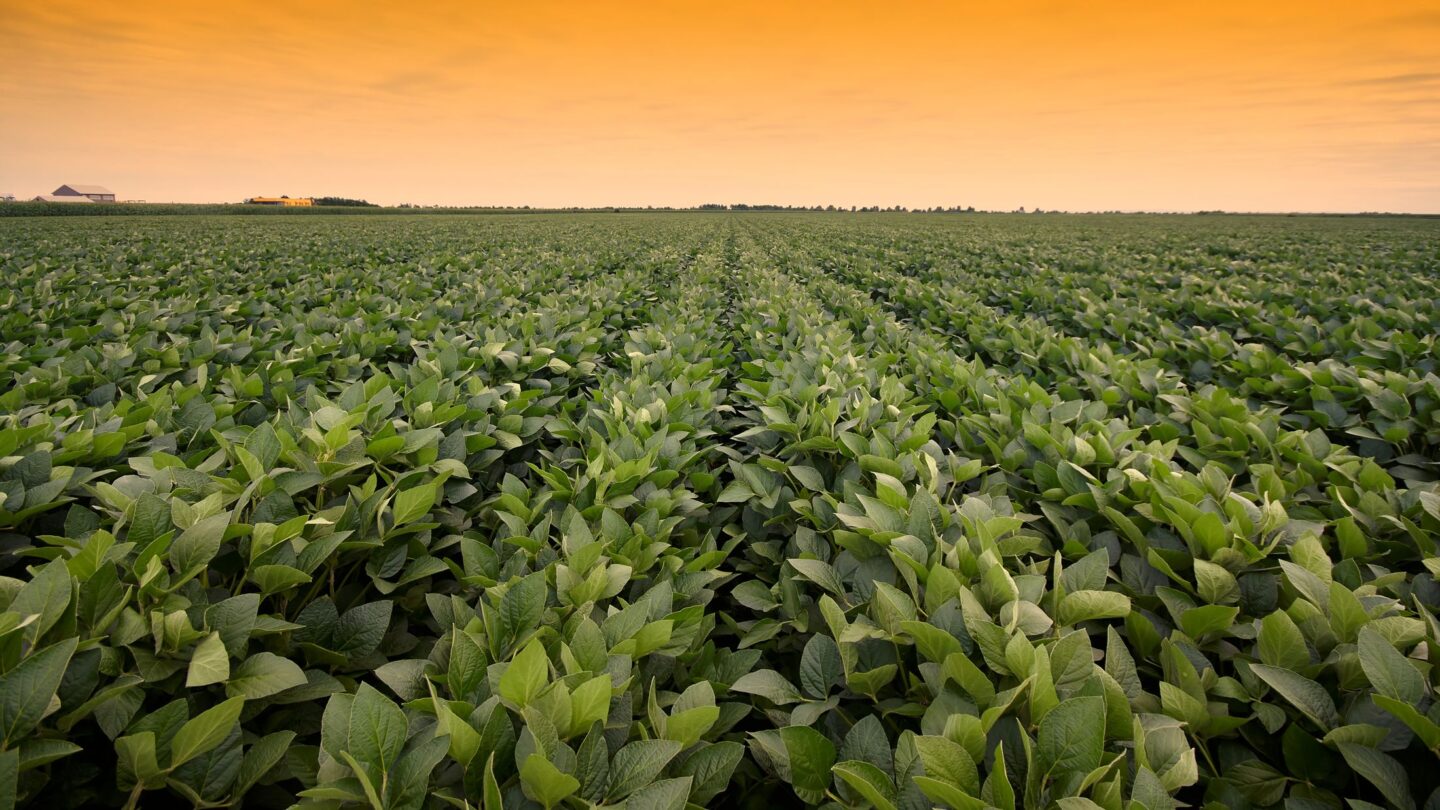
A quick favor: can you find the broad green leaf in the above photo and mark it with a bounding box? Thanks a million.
[730,669,804,705]
[608,739,681,800]
[780,725,836,802]
[236,730,295,797]
[500,571,547,644]
[170,513,230,578]
[392,480,437,526]
[170,696,245,768]
[185,632,230,688]
[1057,591,1131,626]
[1036,696,1105,776]
[499,638,550,708]
[1338,743,1414,810]
[347,683,407,772]
[1357,625,1424,704]
[664,705,719,748]
[624,777,693,810]
[799,633,843,698]
[677,741,744,804]
[914,734,980,795]
[8,559,72,642]
[1179,604,1239,639]
[1371,694,1440,750]
[834,759,898,810]
[115,731,161,786]
[1257,610,1310,671]
[568,675,611,737]
[0,637,78,746]
[226,652,306,699]
[520,753,580,809]
[1251,664,1339,731]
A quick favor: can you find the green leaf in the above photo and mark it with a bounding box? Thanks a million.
[392,480,437,526]
[1193,559,1239,605]
[15,738,82,772]
[0,744,16,810]
[347,683,407,772]
[789,465,826,491]
[1057,591,1131,625]
[799,633,843,698]
[115,731,161,786]
[913,775,987,810]
[834,760,898,810]
[384,734,449,810]
[1357,625,1424,704]
[914,734,980,795]
[170,513,230,578]
[902,620,964,664]
[575,723,609,802]
[677,741,744,805]
[245,423,282,469]
[236,731,296,797]
[226,652,306,699]
[625,777,693,810]
[333,600,393,657]
[1371,694,1440,750]
[789,558,847,597]
[169,696,244,768]
[1257,610,1310,671]
[729,669,803,705]
[1036,696,1105,776]
[1190,511,1228,554]
[499,638,550,708]
[1179,604,1239,639]
[185,632,230,688]
[568,675,612,737]
[780,725,836,802]
[942,652,996,707]
[483,753,503,810]
[1338,743,1414,810]
[665,705,719,748]
[500,571,547,644]
[608,739,681,800]
[0,637,78,746]
[8,559,72,642]
[249,564,312,595]
[1251,664,1339,731]
[206,593,261,657]
[128,494,172,547]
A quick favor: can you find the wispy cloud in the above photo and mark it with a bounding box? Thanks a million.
[1346,72,1440,86]
[1373,10,1440,28]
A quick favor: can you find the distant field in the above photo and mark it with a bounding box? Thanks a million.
[0,201,557,216]
[1,213,1438,809]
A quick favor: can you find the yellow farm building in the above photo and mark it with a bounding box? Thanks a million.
[248,197,313,206]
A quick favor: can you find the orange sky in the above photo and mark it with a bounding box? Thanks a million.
[2,1,1438,211]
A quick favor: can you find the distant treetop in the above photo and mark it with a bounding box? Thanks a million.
[313,197,379,207]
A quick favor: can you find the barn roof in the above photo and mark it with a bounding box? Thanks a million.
[56,184,113,195]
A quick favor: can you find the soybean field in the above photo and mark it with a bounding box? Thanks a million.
[2,212,1440,810]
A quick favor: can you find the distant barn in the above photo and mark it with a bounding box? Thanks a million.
[33,194,94,203]
[52,184,116,202]
[247,197,313,207]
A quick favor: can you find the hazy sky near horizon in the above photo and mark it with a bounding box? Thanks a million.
[2,1,1438,211]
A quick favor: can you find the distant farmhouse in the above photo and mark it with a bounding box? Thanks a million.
[33,194,93,203]
[51,184,116,202]
[247,196,313,207]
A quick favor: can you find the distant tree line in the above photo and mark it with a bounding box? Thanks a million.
[314,197,379,207]
[697,203,979,213]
